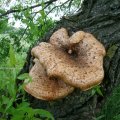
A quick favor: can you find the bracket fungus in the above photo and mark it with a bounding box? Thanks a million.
[24,59,74,100]
[24,28,106,100]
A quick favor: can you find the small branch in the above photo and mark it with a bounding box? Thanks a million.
[68,0,74,11]
[46,0,70,16]
[18,11,39,42]
[18,26,28,41]
[0,0,57,18]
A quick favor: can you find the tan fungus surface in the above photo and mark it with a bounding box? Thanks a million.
[31,39,105,90]
[24,59,74,100]
[50,28,69,48]
[24,28,106,100]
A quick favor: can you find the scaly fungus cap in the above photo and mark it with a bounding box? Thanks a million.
[50,28,69,48]
[25,28,106,101]
[24,59,74,100]
[31,39,105,91]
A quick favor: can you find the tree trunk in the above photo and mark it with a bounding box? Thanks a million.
[20,0,120,119]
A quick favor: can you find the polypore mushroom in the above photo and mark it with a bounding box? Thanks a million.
[24,28,106,100]
[68,32,106,90]
[31,39,105,91]
[68,31,85,53]
[50,28,69,49]
[49,28,86,54]
[69,31,85,44]
[50,28,85,48]
[24,59,74,100]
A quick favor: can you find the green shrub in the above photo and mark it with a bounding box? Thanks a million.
[0,45,54,120]
[96,85,120,120]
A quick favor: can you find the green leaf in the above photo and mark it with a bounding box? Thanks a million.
[2,95,10,104]
[17,102,30,109]
[113,114,120,120]
[1,96,14,112]
[0,19,8,33]
[107,45,118,59]
[92,85,103,96]
[17,73,31,81]
[96,87,103,96]
[34,109,54,120]
[17,73,32,86]
[40,10,46,18]
[91,89,96,96]
[41,0,45,7]
[9,44,16,67]
[0,9,6,14]
[5,98,14,112]
[11,115,24,120]
[12,68,17,80]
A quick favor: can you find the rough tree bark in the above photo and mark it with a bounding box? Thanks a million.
[20,0,120,119]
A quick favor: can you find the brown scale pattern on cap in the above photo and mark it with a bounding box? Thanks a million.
[73,33,106,90]
[25,28,106,100]
[50,28,86,54]
[50,28,69,49]
[24,59,74,100]
[69,31,85,44]
[31,39,105,91]
[50,29,106,89]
